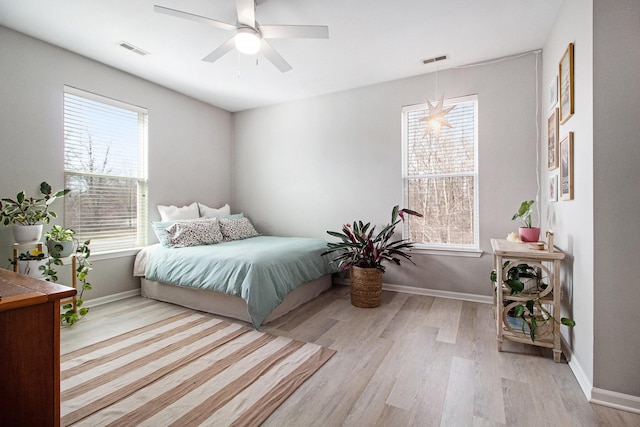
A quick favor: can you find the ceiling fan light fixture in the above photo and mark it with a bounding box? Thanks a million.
[235,27,261,54]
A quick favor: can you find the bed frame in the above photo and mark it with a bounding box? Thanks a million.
[140,274,332,325]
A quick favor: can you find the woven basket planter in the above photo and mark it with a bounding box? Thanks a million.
[349,266,383,308]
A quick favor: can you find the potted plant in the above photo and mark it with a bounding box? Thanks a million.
[322,205,422,308]
[512,199,540,242]
[490,262,575,342]
[11,248,49,279]
[45,225,77,257]
[0,182,70,244]
[43,238,92,326]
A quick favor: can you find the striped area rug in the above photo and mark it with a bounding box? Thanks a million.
[60,312,335,426]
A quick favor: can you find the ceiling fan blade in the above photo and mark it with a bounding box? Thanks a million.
[260,25,329,39]
[260,40,292,73]
[154,5,237,32]
[236,0,255,27]
[202,37,236,62]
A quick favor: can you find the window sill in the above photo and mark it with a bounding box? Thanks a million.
[90,247,143,261]
[411,246,483,258]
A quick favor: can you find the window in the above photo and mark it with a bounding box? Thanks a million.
[63,86,148,252]
[402,95,479,251]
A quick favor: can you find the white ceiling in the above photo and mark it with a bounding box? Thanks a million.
[0,0,562,112]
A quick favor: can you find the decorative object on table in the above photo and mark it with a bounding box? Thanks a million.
[45,225,77,257]
[547,108,559,169]
[546,230,555,253]
[511,200,540,242]
[43,237,92,326]
[0,181,70,244]
[12,248,48,279]
[560,132,574,200]
[322,205,423,308]
[548,174,558,202]
[559,42,574,124]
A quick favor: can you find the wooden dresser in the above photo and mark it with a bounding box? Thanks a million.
[0,268,76,427]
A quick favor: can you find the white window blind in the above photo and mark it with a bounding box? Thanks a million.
[402,94,479,249]
[63,86,148,252]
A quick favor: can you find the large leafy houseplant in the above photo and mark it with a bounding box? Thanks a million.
[0,181,69,226]
[322,205,423,273]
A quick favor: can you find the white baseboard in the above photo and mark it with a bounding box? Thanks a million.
[591,388,640,415]
[85,289,140,308]
[382,283,493,304]
[562,338,640,414]
[333,277,493,304]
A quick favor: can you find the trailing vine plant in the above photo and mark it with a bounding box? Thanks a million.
[44,237,92,326]
[491,261,575,341]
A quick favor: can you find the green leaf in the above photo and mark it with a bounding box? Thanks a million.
[561,318,576,327]
[526,299,535,314]
[505,279,524,294]
[513,304,524,318]
[530,317,538,341]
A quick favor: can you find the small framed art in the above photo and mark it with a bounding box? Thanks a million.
[548,108,559,169]
[559,43,574,124]
[560,132,574,200]
[548,174,558,202]
[548,75,558,110]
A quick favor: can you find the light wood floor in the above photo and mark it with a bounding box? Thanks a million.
[61,286,640,426]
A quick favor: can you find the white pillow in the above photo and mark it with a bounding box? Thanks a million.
[165,218,224,247]
[198,203,231,218]
[157,202,199,221]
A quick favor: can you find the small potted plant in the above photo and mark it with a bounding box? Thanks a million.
[45,225,77,257]
[322,205,422,308]
[512,200,540,242]
[0,182,70,244]
[11,248,49,279]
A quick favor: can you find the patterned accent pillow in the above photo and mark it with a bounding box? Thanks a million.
[218,217,259,241]
[151,217,208,247]
[165,218,224,247]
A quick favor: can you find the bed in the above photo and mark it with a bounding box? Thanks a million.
[134,235,337,328]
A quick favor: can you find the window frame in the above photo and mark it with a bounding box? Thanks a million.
[401,94,480,255]
[63,86,149,253]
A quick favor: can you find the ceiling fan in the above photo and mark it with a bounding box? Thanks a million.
[154,0,329,72]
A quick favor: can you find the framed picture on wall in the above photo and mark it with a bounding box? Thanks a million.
[548,108,559,169]
[549,174,558,202]
[548,75,558,110]
[559,43,574,124]
[560,132,574,200]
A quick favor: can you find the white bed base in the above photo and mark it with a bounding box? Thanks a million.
[140,275,332,325]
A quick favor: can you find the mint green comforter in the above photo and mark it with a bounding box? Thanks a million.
[145,236,337,328]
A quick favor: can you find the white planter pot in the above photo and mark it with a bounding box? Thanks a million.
[12,224,44,244]
[46,239,76,258]
[17,258,48,279]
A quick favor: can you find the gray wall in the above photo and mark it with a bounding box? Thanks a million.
[0,26,233,299]
[542,0,640,402]
[592,0,640,397]
[233,53,540,296]
[541,0,595,392]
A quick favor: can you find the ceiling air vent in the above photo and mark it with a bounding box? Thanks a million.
[422,54,448,65]
[119,41,149,56]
